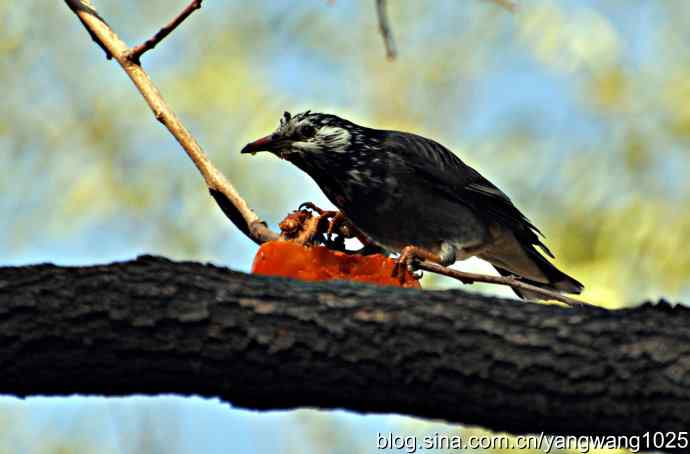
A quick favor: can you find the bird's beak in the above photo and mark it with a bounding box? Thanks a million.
[241,134,279,155]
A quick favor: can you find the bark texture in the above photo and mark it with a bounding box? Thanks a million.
[0,256,689,438]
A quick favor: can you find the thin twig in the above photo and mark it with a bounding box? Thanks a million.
[375,0,396,60]
[65,0,112,58]
[64,0,278,245]
[373,1,515,60]
[126,0,203,64]
[488,0,517,12]
[418,261,594,308]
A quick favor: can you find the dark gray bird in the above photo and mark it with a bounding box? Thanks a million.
[242,111,583,299]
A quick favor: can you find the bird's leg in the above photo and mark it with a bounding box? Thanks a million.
[297,202,386,254]
[298,202,356,241]
[326,211,348,239]
[311,210,339,243]
[328,213,373,245]
[298,202,338,233]
[326,212,389,255]
[297,202,345,246]
[318,212,353,251]
[298,201,327,215]
[392,243,456,283]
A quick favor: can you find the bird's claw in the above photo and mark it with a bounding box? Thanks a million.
[297,202,359,244]
[326,212,352,240]
[297,201,347,243]
[296,203,387,257]
[298,201,325,215]
[315,211,337,239]
[392,245,420,284]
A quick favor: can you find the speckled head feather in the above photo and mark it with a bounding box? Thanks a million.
[268,111,382,158]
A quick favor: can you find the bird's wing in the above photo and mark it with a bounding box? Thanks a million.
[383,131,554,257]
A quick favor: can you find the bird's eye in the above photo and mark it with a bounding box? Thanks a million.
[300,125,317,138]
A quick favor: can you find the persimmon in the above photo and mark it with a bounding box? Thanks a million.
[252,240,421,289]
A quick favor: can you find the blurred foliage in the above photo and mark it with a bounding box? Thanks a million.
[2,0,690,452]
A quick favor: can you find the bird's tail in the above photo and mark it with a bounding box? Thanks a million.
[485,242,583,300]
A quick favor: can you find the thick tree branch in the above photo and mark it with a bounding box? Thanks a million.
[1,256,689,445]
[126,0,203,64]
[64,0,278,245]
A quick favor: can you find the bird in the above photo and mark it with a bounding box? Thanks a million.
[241,111,583,299]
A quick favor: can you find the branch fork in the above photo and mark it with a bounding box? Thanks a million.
[65,0,277,245]
[125,0,203,64]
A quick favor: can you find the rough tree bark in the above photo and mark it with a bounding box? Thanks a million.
[1,256,689,441]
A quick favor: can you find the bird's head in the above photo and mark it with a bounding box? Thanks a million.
[241,111,367,160]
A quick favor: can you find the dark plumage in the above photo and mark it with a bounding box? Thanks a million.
[242,111,583,299]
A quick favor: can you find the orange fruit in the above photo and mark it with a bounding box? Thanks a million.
[251,241,421,289]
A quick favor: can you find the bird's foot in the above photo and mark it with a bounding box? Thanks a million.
[326,211,350,240]
[392,245,449,283]
[294,202,357,249]
[298,202,330,216]
[279,210,319,244]
[295,202,387,255]
[392,246,424,283]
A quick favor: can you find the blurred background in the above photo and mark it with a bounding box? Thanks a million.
[1,0,688,452]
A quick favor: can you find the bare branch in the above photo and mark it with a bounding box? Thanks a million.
[488,0,517,12]
[372,1,516,60]
[375,0,396,60]
[64,0,278,245]
[418,261,594,308]
[65,0,112,59]
[126,0,203,64]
